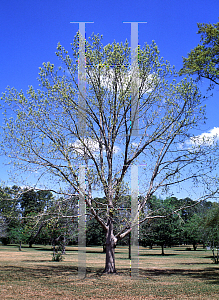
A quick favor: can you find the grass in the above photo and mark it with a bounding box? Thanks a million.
[0,244,219,299]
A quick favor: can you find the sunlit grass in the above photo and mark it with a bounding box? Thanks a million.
[0,244,219,299]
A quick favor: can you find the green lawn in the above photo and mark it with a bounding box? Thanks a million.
[0,244,218,299]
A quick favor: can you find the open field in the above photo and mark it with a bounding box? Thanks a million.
[0,244,219,299]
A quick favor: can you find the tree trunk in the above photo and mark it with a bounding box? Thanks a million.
[161,244,165,256]
[53,244,56,258]
[19,241,22,251]
[103,216,117,273]
[193,243,197,251]
[62,236,66,255]
[29,222,44,248]
[128,232,131,259]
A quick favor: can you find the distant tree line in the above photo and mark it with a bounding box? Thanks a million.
[0,186,218,255]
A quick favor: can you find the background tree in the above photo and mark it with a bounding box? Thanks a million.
[0,215,8,243]
[18,189,54,247]
[180,21,219,90]
[1,33,219,273]
[140,196,183,255]
[183,213,203,250]
[203,202,219,263]
[180,198,213,249]
[0,186,21,245]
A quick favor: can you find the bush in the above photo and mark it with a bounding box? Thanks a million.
[52,246,64,262]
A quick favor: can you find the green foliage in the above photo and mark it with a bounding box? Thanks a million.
[0,186,21,245]
[180,21,219,90]
[140,196,217,253]
[86,218,105,246]
[140,196,183,253]
[203,202,219,249]
[19,189,52,217]
[183,213,203,250]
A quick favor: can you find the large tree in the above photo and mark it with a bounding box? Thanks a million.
[1,32,219,273]
[180,21,219,90]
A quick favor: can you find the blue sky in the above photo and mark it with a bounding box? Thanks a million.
[0,0,219,199]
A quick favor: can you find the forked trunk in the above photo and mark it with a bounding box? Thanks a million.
[103,216,117,273]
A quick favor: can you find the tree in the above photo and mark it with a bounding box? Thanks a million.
[183,213,203,250]
[140,196,183,255]
[180,21,219,90]
[203,202,219,263]
[0,215,8,242]
[18,189,54,247]
[0,186,21,245]
[1,32,219,273]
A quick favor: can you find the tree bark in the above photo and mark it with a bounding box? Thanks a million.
[28,222,44,248]
[193,243,197,251]
[161,244,165,256]
[128,232,131,259]
[103,215,117,273]
[61,236,66,255]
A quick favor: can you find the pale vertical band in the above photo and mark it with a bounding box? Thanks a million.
[78,24,86,136]
[123,22,147,136]
[78,165,86,278]
[131,164,139,277]
[70,22,94,135]
[70,22,93,278]
[131,22,139,136]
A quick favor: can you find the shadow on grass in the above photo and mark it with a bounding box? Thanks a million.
[139,267,219,284]
[33,247,104,254]
[85,250,104,254]
[174,249,206,252]
[139,253,178,256]
[178,262,213,265]
[1,264,219,285]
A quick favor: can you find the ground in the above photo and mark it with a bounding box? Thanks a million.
[0,244,219,299]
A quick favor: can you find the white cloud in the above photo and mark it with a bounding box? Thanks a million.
[70,138,120,155]
[113,145,120,154]
[88,65,156,93]
[132,142,139,147]
[70,138,100,155]
[187,127,219,147]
